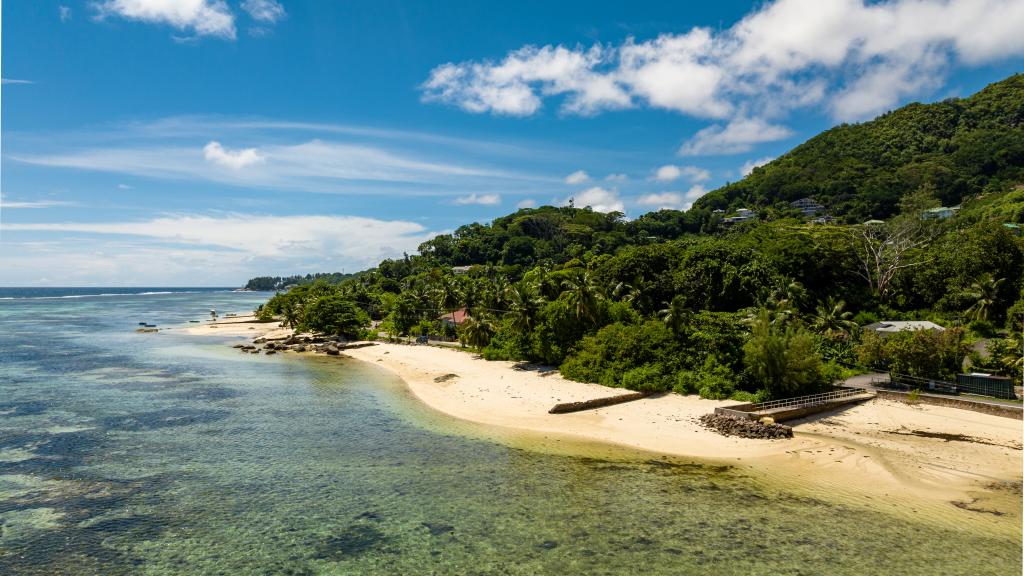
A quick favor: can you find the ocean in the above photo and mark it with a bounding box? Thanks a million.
[0,290,1019,575]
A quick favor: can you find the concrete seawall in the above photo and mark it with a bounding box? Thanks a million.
[874,390,1023,420]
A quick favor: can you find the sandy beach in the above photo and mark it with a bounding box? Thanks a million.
[181,316,1023,520]
[343,344,1022,500]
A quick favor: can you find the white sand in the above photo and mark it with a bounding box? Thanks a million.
[172,313,293,339]
[344,342,1022,513]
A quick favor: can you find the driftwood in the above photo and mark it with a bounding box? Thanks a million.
[549,391,651,414]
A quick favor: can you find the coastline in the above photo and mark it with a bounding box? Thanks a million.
[178,314,1024,525]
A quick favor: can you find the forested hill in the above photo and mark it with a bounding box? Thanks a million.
[245,272,358,291]
[696,74,1024,221]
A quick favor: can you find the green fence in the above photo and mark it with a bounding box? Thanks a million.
[882,372,1017,400]
[955,374,1017,400]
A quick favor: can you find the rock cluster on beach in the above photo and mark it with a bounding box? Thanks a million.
[698,413,793,439]
[233,335,376,356]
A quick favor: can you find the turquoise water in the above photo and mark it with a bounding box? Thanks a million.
[0,291,1020,575]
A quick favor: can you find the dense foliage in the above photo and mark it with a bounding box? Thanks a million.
[250,76,1024,399]
[696,75,1024,222]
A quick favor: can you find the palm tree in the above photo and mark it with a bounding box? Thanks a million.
[810,297,858,340]
[459,314,495,349]
[965,274,1006,321]
[657,296,691,334]
[561,270,601,324]
[434,275,463,325]
[612,281,638,303]
[505,280,541,333]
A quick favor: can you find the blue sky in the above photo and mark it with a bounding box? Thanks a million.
[2,0,1023,286]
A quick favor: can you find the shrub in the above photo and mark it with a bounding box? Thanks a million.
[299,294,369,339]
[673,355,737,400]
[968,319,997,338]
[744,308,827,398]
[621,364,673,392]
[560,320,680,387]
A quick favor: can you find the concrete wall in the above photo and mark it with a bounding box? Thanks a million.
[875,390,1023,420]
[549,391,651,414]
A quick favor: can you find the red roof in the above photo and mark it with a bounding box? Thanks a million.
[438,307,469,325]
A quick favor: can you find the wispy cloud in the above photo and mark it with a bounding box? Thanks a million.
[5,213,436,263]
[679,118,791,156]
[9,119,558,198]
[241,0,285,23]
[2,79,33,85]
[59,5,72,22]
[0,199,76,209]
[453,193,501,206]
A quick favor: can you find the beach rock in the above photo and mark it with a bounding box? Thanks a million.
[292,345,307,352]
[698,413,792,440]
[232,344,245,349]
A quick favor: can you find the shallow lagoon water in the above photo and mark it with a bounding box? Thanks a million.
[0,291,1020,575]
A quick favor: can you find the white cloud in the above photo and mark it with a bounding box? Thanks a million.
[422,45,631,116]
[605,173,628,183]
[1,214,438,285]
[740,156,775,176]
[421,0,1024,128]
[0,199,75,209]
[653,164,710,183]
[516,198,537,208]
[679,117,792,156]
[565,186,624,213]
[59,5,72,22]
[202,141,265,170]
[117,183,134,189]
[635,184,709,211]
[1,79,33,85]
[241,0,285,23]
[635,192,684,210]
[95,0,236,39]
[453,193,501,205]
[653,165,682,183]
[564,170,591,185]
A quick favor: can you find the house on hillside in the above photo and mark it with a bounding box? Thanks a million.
[452,265,473,275]
[921,206,960,220]
[723,208,758,225]
[863,320,945,336]
[438,308,470,328]
[790,197,825,216]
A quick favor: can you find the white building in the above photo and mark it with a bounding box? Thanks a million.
[863,320,945,336]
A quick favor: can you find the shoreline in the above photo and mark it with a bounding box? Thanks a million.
[177,314,1024,525]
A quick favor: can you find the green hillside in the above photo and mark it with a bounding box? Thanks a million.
[696,74,1024,221]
